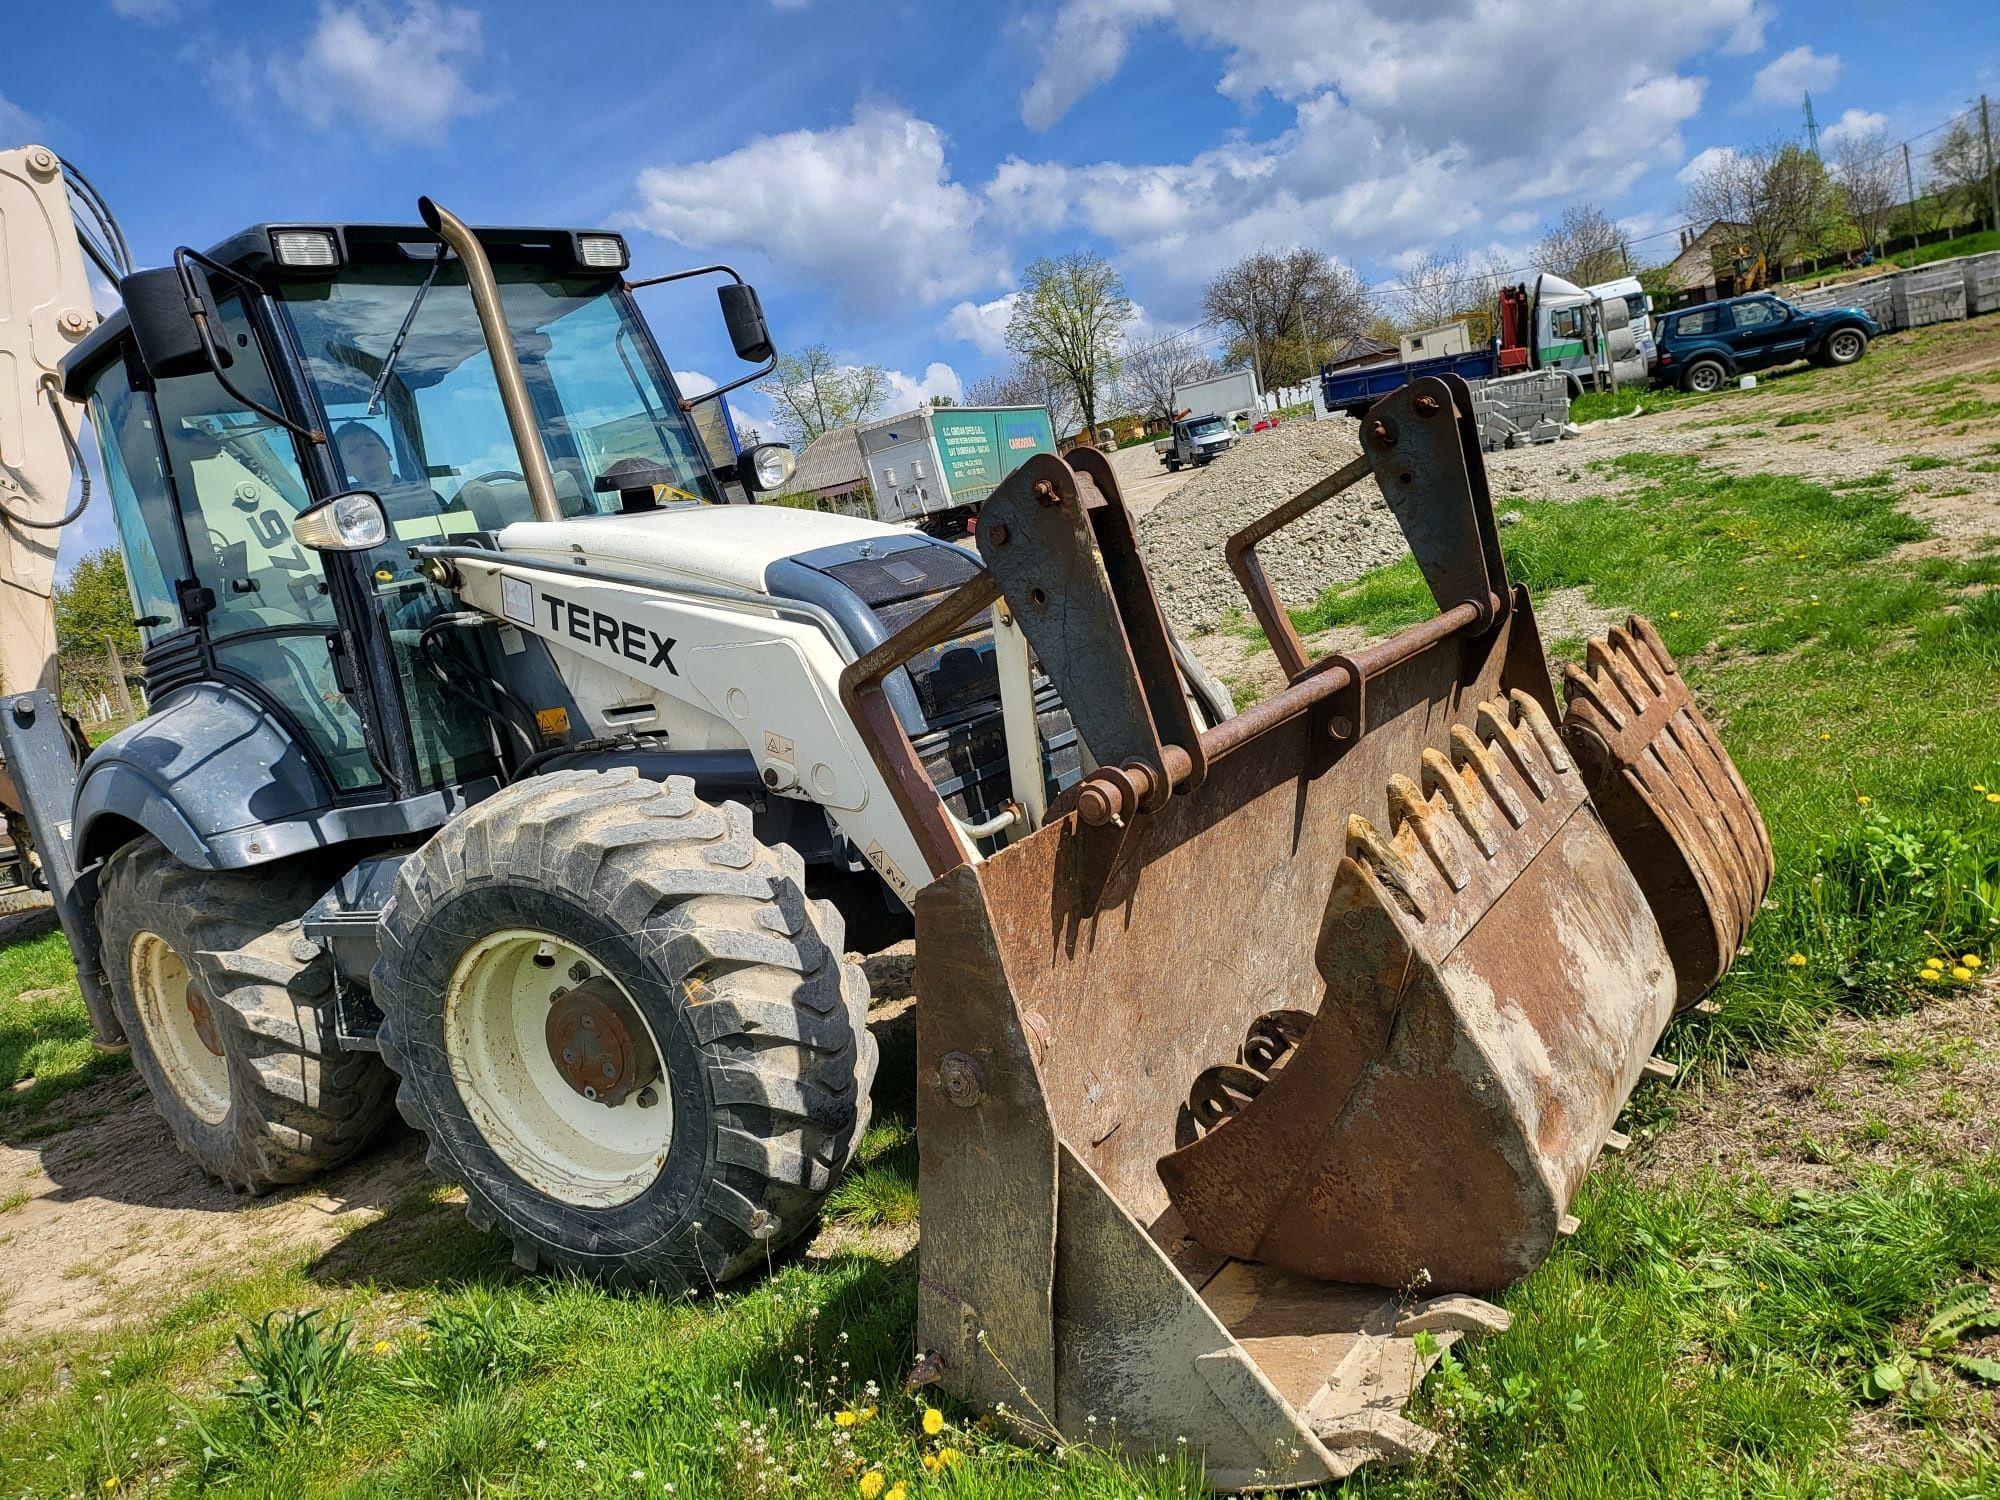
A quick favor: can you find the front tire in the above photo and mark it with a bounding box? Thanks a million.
[97,839,394,1192]
[372,769,876,1289]
[1823,327,1868,366]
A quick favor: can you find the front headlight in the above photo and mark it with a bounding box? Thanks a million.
[744,442,796,493]
[292,490,388,551]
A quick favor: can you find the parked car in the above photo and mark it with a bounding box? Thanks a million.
[1654,293,1879,393]
[1154,413,1236,470]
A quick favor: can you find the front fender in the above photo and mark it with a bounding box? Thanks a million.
[72,681,339,870]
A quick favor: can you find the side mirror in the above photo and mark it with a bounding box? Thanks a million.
[120,267,214,382]
[292,491,387,551]
[739,442,795,494]
[719,282,774,364]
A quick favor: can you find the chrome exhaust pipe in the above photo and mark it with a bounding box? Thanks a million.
[417,196,561,524]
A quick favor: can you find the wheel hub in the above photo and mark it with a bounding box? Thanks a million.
[183,982,227,1058]
[545,976,660,1107]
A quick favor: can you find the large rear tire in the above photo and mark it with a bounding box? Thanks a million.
[371,768,876,1289]
[97,839,395,1191]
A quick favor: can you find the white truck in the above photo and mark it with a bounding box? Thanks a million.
[1154,412,1237,470]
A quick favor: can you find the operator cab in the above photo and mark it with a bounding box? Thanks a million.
[59,221,783,822]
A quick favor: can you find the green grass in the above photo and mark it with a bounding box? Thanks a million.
[4,451,2000,1496]
[0,918,128,1132]
[1894,229,2000,269]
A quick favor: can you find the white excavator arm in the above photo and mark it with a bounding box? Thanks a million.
[0,145,100,699]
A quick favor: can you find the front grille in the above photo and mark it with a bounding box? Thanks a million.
[823,546,982,608]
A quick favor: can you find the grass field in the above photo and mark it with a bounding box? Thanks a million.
[2,438,1998,1495]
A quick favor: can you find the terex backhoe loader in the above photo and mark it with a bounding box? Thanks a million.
[1,144,1771,1486]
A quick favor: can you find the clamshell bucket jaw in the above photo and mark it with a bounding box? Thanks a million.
[838,376,1771,1489]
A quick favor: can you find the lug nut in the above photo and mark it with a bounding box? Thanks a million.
[568,961,590,982]
[1414,394,1441,416]
[636,1086,659,1109]
[1033,479,1059,506]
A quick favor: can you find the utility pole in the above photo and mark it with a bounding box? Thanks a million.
[1904,142,1921,237]
[1803,92,1820,158]
[1982,95,1998,235]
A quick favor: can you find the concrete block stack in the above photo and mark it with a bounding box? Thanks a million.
[1464,369,1572,451]
[1892,263,1968,329]
[1794,273,1899,327]
[1960,251,2000,316]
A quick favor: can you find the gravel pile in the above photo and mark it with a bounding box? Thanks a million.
[1136,421,1413,633]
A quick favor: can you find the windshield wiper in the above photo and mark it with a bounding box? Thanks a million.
[367,243,450,415]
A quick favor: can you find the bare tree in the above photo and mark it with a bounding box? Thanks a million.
[1929,115,1995,230]
[1390,248,1493,331]
[1201,247,1374,388]
[1682,137,1837,275]
[1831,129,1899,253]
[1005,252,1133,437]
[967,355,1082,441]
[1533,205,1631,285]
[1118,335,1217,425]
[755,343,887,444]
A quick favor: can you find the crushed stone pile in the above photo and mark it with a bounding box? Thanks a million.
[1135,420,1415,635]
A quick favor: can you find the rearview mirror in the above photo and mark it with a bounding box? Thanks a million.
[719,282,774,364]
[120,266,214,382]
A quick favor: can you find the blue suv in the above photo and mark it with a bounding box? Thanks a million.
[1655,293,1879,393]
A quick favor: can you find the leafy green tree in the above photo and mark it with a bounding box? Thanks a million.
[1005,253,1132,437]
[55,548,138,658]
[754,344,887,444]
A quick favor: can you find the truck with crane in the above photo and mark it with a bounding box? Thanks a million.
[0,141,1771,1489]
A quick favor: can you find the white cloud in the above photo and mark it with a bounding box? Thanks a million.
[1677,144,1739,185]
[0,90,43,147]
[942,292,1019,356]
[631,106,1003,315]
[280,2,491,143]
[673,369,717,396]
[1821,107,1888,148]
[111,0,179,19]
[1751,45,1839,106]
[1020,0,1172,132]
[883,361,963,411]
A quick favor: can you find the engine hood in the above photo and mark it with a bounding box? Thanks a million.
[492,502,907,593]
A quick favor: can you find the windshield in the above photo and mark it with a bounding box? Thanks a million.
[278,262,720,548]
[1188,417,1225,437]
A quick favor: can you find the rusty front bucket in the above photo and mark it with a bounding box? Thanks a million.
[866,380,1769,1488]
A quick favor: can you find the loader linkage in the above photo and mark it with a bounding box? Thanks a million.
[840,375,1772,1489]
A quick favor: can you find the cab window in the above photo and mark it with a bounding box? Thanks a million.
[1674,308,1719,337]
[82,358,182,637]
[1730,299,1784,330]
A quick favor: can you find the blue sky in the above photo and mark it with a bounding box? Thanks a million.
[4,0,1995,563]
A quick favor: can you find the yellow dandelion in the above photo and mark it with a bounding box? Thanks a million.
[1819,732,1832,741]
[1787,953,1808,967]
[1988,793,2000,804]
[1923,969,1944,982]
[922,1455,940,1475]
[373,1340,391,1355]
[1976,784,1990,793]
[1857,795,1872,806]
[835,1409,858,1428]
[922,1407,945,1436]
[886,1485,908,1500]
[937,1447,963,1469]
[1924,957,1944,970]
[858,1472,886,1500]
[1952,966,1973,982]
[860,1405,878,1424]
[1963,955,1983,969]
[1668,610,1682,619]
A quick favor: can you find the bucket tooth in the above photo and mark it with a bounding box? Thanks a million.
[1450,724,1528,828]
[1386,773,1471,892]
[1346,814,1428,919]
[1422,747,1500,858]
[1475,699,1553,799]
[1562,615,1774,1010]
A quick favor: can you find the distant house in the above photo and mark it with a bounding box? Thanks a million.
[775,425,872,515]
[1660,221,1759,305]
[1323,334,1396,372]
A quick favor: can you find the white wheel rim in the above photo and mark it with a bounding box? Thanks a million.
[1692,366,1720,391]
[443,929,674,1209]
[129,930,230,1124]
[1832,333,1859,360]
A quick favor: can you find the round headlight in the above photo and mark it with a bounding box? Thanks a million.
[747,443,796,493]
